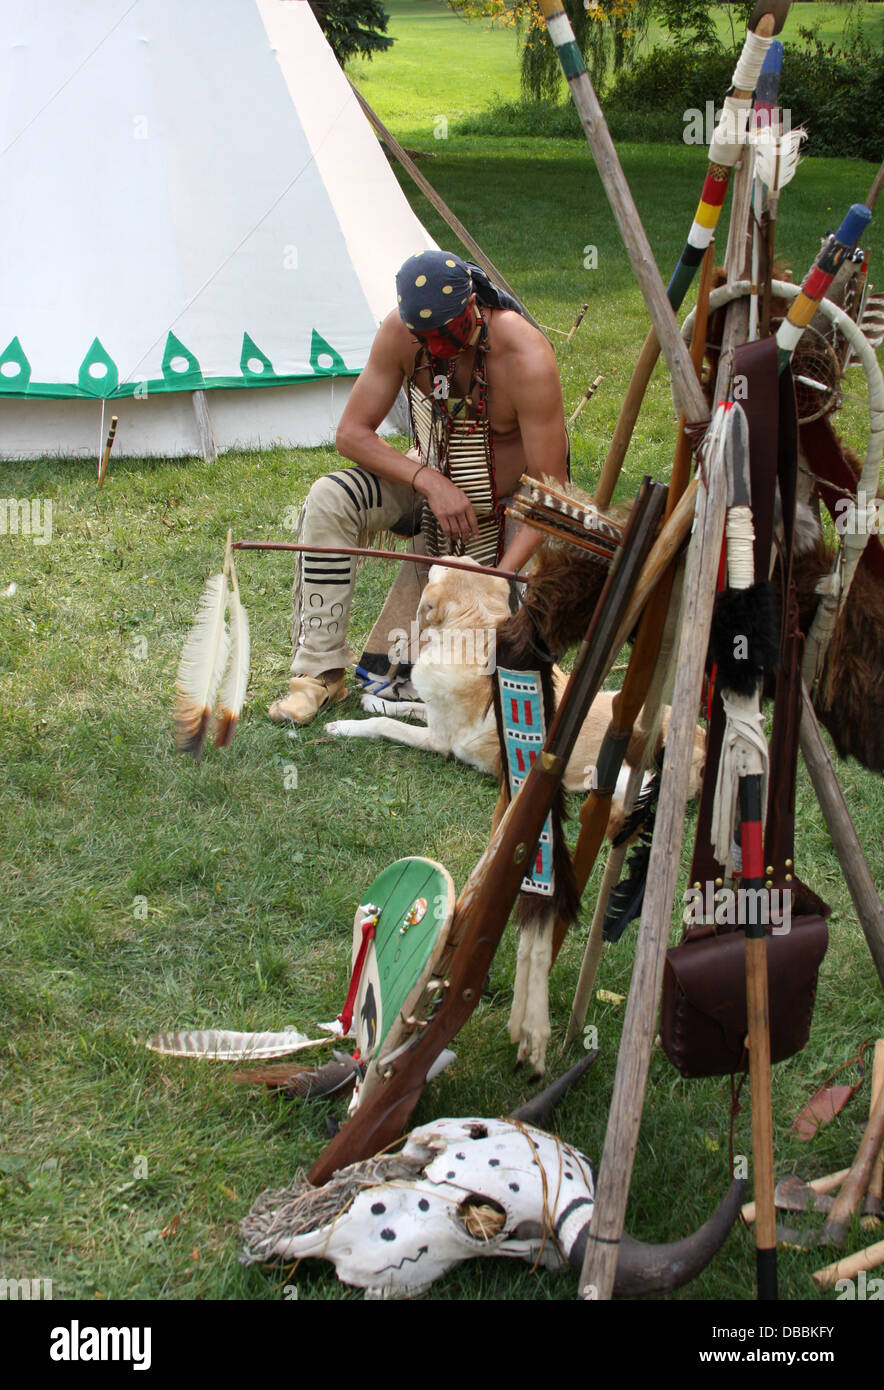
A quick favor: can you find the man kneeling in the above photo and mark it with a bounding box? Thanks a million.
[269,249,569,725]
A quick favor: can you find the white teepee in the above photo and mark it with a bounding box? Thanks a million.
[0,0,434,460]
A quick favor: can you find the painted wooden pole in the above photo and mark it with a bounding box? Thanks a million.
[97,414,118,486]
[591,2,790,507]
[537,0,708,429]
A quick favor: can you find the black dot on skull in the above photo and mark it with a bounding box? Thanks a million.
[380,1228,396,1241]
[488,1159,500,1167]
[418,1199,430,1211]
[371,1202,386,1215]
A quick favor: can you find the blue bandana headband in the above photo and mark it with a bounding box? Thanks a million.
[396,251,473,331]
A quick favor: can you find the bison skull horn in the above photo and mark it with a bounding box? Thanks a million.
[240,1117,744,1299]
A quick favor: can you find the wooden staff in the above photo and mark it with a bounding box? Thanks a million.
[798,688,884,991]
[567,303,589,343]
[349,81,539,331]
[818,1081,884,1248]
[709,400,779,1299]
[551,244,715,976]
[231,540,530,585]
[563,567,682,1045]
[813,1239,884,1291]
[864,1040,884,1226]
[591,2,790,508]
[307,481,667,1185]
[537,0,709,432]
[97,415,118,486]
[567,373,603,426]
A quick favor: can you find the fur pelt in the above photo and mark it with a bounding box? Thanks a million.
[498,539,623,664]
[794,535,884,771]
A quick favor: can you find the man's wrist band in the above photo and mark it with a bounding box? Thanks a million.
[411,461,428,490]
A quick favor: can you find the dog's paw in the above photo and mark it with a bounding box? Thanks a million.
[326,719,359,737]
[360,692,394,714]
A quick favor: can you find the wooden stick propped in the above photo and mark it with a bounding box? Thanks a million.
[97,415,118,486]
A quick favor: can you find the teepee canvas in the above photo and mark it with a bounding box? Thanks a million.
[0,0,433,460]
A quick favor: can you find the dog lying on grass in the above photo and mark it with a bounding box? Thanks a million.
[328,560,705,840]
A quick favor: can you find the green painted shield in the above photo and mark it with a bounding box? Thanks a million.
[353,857,455,1067]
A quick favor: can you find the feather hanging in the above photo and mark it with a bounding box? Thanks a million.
[213,560,250,747]
[752,126,806,194]
[174,573,230,757]
[144,1028,329,1060]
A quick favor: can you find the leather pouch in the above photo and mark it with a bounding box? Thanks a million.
[661,915,828,1078]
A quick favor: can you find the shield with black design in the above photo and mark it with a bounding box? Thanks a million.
[346,857,456,1110]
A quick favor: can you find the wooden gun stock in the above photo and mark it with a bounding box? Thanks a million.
[307,479,667,1185]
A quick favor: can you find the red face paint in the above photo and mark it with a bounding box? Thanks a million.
[414,305,476,359]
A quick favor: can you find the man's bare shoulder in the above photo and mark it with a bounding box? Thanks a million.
[490,310,558,372]
[374,307,418,376]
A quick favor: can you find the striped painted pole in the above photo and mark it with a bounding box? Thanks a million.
[537,0,707,428]
[776,203,873,370]
[593,5,791,507]
[749,41,784,340]
[666,4,790,310]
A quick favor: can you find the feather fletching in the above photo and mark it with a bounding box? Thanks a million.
[144,1028,329,1060]
[752,126,806,194]
[174,573,230,757]
[214,589,250,747]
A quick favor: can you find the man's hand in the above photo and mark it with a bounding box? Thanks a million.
[418,469,479,544]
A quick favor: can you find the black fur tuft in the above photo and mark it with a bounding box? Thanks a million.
[709,581,780,695]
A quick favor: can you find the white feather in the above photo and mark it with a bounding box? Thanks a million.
[752,126,806,193]
[174,573,230,756]
[213,589,250,747]
[144,1028,330,1060]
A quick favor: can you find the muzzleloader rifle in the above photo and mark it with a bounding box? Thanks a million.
[307,478,667,1184]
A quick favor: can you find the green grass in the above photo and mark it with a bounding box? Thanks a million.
[1,0,882,1306]
[357,1,884,141]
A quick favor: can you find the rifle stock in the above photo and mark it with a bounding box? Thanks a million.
[307,479,667,1185]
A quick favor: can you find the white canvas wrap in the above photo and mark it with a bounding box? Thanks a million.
[0,0,434,455]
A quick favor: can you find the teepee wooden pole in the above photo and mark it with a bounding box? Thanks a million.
[349,82,539,330]
[799,687,884,990]
[192,390,217,463]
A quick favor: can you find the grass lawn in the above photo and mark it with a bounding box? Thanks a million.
[1,0,882,1306]
[357,1,884,141]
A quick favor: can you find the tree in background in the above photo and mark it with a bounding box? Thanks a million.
[308,0,394,65]
[447,1,651,99]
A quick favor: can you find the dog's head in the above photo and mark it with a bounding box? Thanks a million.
[418,558,511,632]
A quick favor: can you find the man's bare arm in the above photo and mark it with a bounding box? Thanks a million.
[499,341,569,572]
[336,309,480,543]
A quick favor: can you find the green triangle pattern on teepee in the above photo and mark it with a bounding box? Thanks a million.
[309,330,346,376]
[78,337,119,396]
[161,332,203,389]
[0,337,32,392]
[240,332,274,381]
